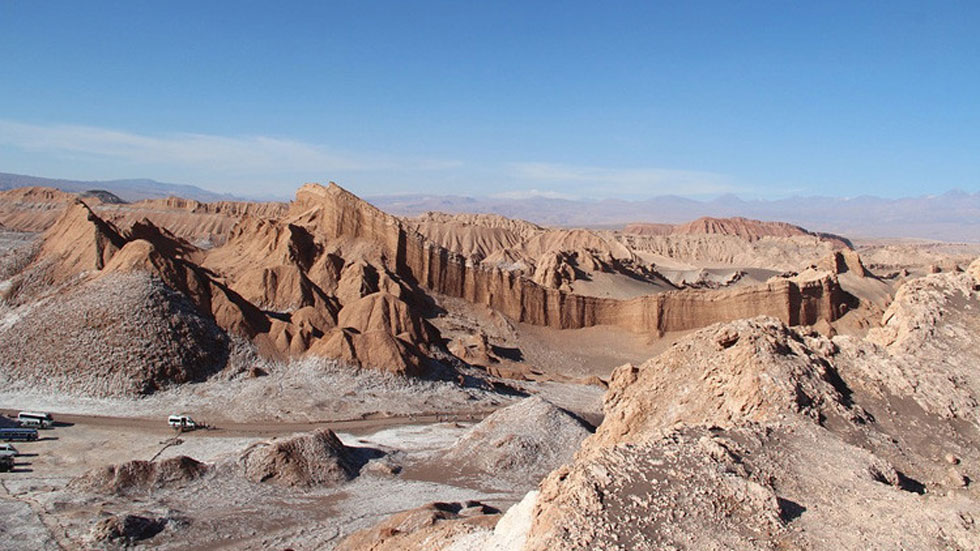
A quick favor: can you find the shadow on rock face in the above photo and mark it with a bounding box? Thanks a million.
[777,497,806,522]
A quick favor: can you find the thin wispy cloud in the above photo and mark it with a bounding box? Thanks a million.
[509,162,738,197]
[0,120,742,200]
[0,119,460,174]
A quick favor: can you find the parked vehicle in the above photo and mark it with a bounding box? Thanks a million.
[0,428,38,441]
[168,415,197,431]
[0,454,13,472]
[17,412,53,429]
[0,443,18,456]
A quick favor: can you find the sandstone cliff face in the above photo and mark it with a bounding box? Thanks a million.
[284,184,850,335]
[408,209,675,297]
[819,248,870,277]
[405,235,847,334]
[0,187,289,245]
[196,189,440,371]
[530,251,577,290]
[406,212,533,261]
[1,189,441,379]
[40,200,127,278]
[201,216,335,312]
[127,196,288,218]
[336,291,435,344]
[617,232,844,272]
[93,196,288,247]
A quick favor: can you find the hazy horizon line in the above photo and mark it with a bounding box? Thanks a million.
[2,168,977,205]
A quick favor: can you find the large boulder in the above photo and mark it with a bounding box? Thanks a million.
[237,429,358,488]
[89,514,171,545]
[440,396,592,488]
[72,455,208,496]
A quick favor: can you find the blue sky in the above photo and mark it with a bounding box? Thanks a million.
[0,1,977,200]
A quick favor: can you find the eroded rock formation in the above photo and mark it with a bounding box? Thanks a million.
[236,429,359,488]
[72,455,209,496]
[438,396,592,488]
[626,215,852,248]
[0,182,865,393]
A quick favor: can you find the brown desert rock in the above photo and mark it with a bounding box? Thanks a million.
[335,501,500,551]
[448,330,498,367]
[89,514,169,545]
[439,396,592,488]
[311,328,427,376]
[336,291,436,345]
[0,186,81,232]
[335,259,404,304]
[819,248,870,277]
[39,200,126,278]
[531,251,577,290]
[72,455,208,496]
[0,182,884,396]
[237,429,358,487]
[590,316,865,449]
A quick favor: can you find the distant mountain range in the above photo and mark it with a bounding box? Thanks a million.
[0,172,238,203]
[3,171,977,242]
[367,190,980,243]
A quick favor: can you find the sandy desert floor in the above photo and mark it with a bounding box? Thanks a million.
[0,360,603,550]
[0,410,537,550]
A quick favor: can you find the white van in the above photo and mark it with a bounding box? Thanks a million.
[0,443,17,456]
[17,412,53,429]
[168,415,197,431]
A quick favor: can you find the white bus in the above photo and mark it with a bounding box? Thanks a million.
[168,415,197,431]
[17,411,53,429]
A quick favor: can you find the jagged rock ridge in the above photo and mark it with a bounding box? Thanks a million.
[1,182,865,395]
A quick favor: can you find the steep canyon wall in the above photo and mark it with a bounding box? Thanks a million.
[302,184,847,335]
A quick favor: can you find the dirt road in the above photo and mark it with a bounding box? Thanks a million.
[0,408,495,438]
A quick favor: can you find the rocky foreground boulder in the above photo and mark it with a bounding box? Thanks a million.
[335,501,501,551]
[439,396,592,489]
[236,429,359,488]
[72,455,209,496]
[89,514,170,546]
